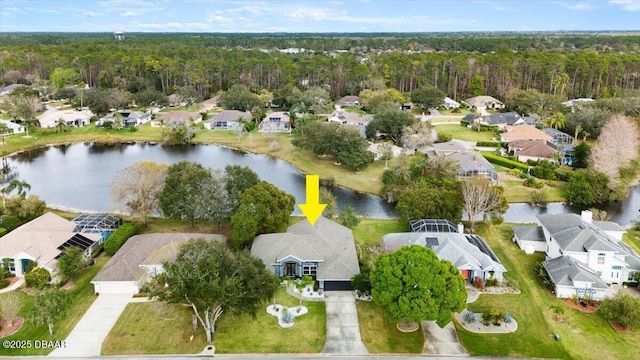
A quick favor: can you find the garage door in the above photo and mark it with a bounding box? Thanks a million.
[93,281,138,295]
[324,281,353,291]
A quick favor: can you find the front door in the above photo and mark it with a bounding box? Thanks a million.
[284,262,298,278]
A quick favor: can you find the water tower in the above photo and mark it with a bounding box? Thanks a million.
[113,30,125,41]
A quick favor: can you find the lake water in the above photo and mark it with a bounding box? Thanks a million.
[3,142,639,226]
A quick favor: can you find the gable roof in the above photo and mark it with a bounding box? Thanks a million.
[482,112,523,126]
[335,95,361,105]
[92,233,226,282]
[464,96,503,108]
[38,109,93,128]
[250,217,360,281]
[543,256,607,289]
[209,110,252,122]
[0,212,100,270]
[382,231,506,273]
[157,111,202,124]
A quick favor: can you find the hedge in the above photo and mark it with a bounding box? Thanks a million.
[104,223,140,255]
[482,153,529,171]
[476,141,504,148]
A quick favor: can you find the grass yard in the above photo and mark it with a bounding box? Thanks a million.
[101,302,206,355]
[102,287,326,355]
[351,218,407,260]
[495,165,565,203]
[356,300,423,353]
[623,230,640,254]
[432,123,496,142]
[0,256,108,356]
[457,223,640,360]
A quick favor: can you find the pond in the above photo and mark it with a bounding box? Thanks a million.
[3,142,397,218]
[3,142,639,226]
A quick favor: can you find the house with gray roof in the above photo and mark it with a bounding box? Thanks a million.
[335,95,361,107]
[542,256,607,300]
[328,110,373,137]
[258,112,291,132]
[91,233,226,294]
[536,210,639,285]
[203,110,251,130]
[425,141,499,184]
[250,217,360,291]
[512,225,546,254]
[463,96,504,111]
[382,220,506,283]
[98,110,151,127]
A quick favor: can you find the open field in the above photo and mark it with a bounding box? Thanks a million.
[0,256,108,356]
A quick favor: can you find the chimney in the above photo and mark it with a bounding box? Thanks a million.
[458,223,464,234]
[580,210,592,224]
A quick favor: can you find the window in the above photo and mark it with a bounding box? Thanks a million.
[302,262,317,277]
[596,271,602,277]
[1,258,15,272]
[597,253,605,264]
[628,272,637,281]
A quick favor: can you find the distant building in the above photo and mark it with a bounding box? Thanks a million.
[113,30,125,41]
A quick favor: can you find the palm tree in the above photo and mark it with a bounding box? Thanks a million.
[573,124,582,144]
[549,305,565,321]
[55,118,69,133]
[550,151,562,165]
[548,113,566,130]
[1,179,31,209]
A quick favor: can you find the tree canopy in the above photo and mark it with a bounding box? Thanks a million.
[370,245,467,327]
[142,239,280,343]
[365,108,416,145]
[411,86,445,109]
[110,161,168,226]
[218,84,262,112]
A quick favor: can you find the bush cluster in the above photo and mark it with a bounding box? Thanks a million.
[104,223,140,255]
[482,153,529,171]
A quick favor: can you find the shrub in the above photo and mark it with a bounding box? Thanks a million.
[0,279,10,289]
[530,160,558,180]
[475,141,503,148]
[481,311,492,326]
[25,267,51,289]
[485,277,499,287]
[507,168,523,176]
[463,311,476,324]
[482,153,529,171]
[0,228,6,237]
[104,223,139,255]
[490,309,505,325]
[504,312,513,323]
[0,215,21,232]
[282,307,294,324]
[530,191,548,207]
[437,132,452,143]
[523,177,544,189]
[473,277,485,291]
[535,262,555,292]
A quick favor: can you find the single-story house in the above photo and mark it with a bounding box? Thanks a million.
[0,84,27,96]
[480,112,529,129]
[500,124,553,143]
[328,110,373,137]
[97,110,151,127]
[38,109,93,128]
[203,110,251,130]
[512,225,547,254]
[335,95,361,107]
[562,98,594,112]
[250,217,360,291]
[152,111,202,127]
[464,96,505,110]
[383,219,506,283]
[425,141,499,184]
[0,212,100,279]
[443,97,460,110]
[508,140,557,163]
[258,112,291,132]
[0,119,26,134]
[91,233,226,294]
[167,93,184,107]
[542,128,573,145]
[72,214,123,245]
[542,256,608,301]
[200,95,220,111]
[368,142,410,160]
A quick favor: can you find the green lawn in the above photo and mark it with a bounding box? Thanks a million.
[351,218,407,260]
[457,223,640,360]
[0,256,108,356]
[102,287,326,355]
[356,300,423,353]
[432,123,496,142]
[623,230,640,254]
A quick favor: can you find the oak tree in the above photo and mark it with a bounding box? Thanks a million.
[110,161,168,226]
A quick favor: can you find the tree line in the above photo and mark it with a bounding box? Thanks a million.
[1,34,639,100]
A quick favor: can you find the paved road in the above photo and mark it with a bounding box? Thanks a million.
[48,293,133,357]
[321,291,368,354]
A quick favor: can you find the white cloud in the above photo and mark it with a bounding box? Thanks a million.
[474,0,513,12]
[563,2,595,10]
[122,10,137,16]
[609,0,640,12]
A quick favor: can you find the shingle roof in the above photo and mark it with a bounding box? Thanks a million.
[513,225,545,242]
[508,140,556,158]
[500,125,553,142]
[464,96,503,107]
[543,256,607,289]
[250,217,360,281]
[0,212,100,271]
[209,110,252,122]
[158,111,202,123]
[382,231,506,273]
[92,233,226,282]
[483,112,523,125]
[335,95,361,105]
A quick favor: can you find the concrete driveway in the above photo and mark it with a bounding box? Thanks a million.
[49,293,133,357]
[321,291,368,354]
[422,320,469,356]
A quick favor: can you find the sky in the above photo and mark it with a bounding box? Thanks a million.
[0,0,639,33]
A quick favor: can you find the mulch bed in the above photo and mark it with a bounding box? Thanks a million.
[562,298,600,313]
[609,321,634,333]
[0,317,24,339]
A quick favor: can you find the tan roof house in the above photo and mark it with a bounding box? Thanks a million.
[0,212,100,278]
[200,95,220,111]
[203,110,251,130]
[335,95,361,107]
[500,125,553,143]
[508,140,556,163]
[153,111,203,127]
[91,233,226,294]
[38,109,93,128]
[464,96,505,110]
[258,111,291,132]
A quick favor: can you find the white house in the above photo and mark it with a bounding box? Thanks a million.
[0,119,26,134]
[443,97,460,110]
[258,112,290,132]
[38,109,93,128]
[91,233,226,294]
[512,225,547,254]
[542,256,608,301]
[203,110,251,130]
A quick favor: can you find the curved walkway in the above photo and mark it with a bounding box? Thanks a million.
[321,291,368,354]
